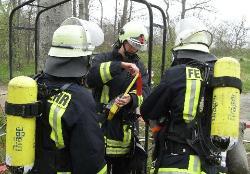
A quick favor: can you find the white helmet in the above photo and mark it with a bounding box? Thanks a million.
[119,21,148,51]
[48,25,92,57]
[173,17,213,53]
[61,17,104,48]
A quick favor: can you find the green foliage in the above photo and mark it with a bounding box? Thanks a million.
[0,60,35,84]
[0,4,9,62]
[138,43,174,87]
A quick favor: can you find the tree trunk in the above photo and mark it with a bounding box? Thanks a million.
[181,0,186,19]
[79,0,89,20]
[128,1,133,22]
[73,0,77,17]
[121,0,128,27]
[99,0,103,28]
[26,6,34,64]
[113,0,118,41]
[38,0,72,71]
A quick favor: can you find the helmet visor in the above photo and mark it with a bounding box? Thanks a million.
[128,37,147,51]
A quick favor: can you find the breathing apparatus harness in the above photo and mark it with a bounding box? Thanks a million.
[153,58,242,173]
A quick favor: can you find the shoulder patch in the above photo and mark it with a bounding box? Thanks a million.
[186,67,202,80]
[48,91,72,109]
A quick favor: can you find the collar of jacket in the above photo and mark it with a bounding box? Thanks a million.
[175,50,217,63]
[112,48,139,63]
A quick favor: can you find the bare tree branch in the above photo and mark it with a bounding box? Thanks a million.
[185,0,212,11]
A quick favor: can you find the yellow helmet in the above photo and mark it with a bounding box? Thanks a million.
[119,21,148,51]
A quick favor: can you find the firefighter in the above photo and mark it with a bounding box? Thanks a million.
[32,22,107,173]
[140,17,242,174]
[86,21,150,174]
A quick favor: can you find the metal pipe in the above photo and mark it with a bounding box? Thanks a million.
[131,0,153,173]
[35,0,71,73]
[9,0,36,79]
[150,3,167,78]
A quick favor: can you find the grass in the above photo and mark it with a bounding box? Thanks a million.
[240,58,250,92]
[0,60,35,84]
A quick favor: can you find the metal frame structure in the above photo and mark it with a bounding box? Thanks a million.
[9,0,71,79]
[9,1,167,173]
[131,1,153,173]
[150,3,167,77]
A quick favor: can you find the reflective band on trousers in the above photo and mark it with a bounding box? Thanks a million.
[183,67,202,123]
[98,164,107,174]
[105,125,132,155]
[48,91,72,149]
[100,62,112,83]
[57,172,71,174]
[157,155,202,174]
[100,85,109,104]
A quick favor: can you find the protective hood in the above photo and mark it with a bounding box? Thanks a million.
[173,50,217,63]
[44,56,89,77]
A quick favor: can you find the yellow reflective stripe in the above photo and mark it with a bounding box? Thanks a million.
[106,147,130,155]
[183,67,201,123]
[105,125,132,155]
[138,95,143,106]
[158,168,189,173]
[105,138,130,147]
[123,125,132,143]
[188,155,201,173]
[129,90,143,107]
[57,172,71,174]
[192,79,201,117]
[100,62,112,83]
[100,85,109,104]
[97,164,107,174]
[49,92,71,149]
[49,104,65,149]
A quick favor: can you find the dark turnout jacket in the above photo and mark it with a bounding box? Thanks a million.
[87,48,150,156]
[34,75,107,174]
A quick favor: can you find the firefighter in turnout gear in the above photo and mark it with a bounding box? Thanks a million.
[141,17,243,174]
[31,20,107,174]
[87,21,150,174]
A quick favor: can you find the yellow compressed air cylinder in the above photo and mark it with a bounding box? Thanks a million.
[6,76,37,173]
[211,57,240,146]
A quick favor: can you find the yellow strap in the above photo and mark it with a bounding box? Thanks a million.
[124,73,139,95]
[107,73,139,120]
